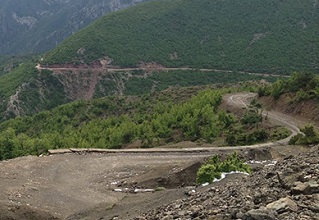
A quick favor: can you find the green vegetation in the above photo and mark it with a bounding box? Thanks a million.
[0,89,224,160]
[258,72,319,101]
[43,0,319,74]
[289,124,319,145]
[0,60,277,120]
[196,152,252,184]
[0,87,285,160]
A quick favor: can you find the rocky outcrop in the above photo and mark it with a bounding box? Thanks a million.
[133,146,319,220]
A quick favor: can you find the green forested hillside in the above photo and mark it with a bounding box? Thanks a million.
[0,63,36,102]
[0,87,288,160]
[43,0,319,74]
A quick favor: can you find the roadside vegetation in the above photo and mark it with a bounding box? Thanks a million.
[258,72,319,102]
[196,152,252,184]
[289,124,319,145]
[258,72,319,146]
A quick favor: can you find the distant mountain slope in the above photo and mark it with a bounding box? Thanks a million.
[0,0,151,55]
[43,0,319,74]
[0,62,274,120]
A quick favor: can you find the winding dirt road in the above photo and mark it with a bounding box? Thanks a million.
[0,92,306,220]
[225,93,302,145]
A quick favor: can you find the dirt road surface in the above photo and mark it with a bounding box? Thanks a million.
[36,64,288,78]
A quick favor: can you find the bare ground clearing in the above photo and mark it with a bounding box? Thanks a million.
[0,153,209,219]
[0,92,313,219]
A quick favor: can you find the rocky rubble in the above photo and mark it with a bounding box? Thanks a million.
[133,147,319,220]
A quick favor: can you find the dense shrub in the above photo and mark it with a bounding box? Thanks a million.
[289,125,319,145]
[196,153,251,184]
[260,72,319,102]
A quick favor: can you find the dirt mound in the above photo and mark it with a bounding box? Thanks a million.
[129,161,202,189]
[245,147,273,161]
[133,146,319,220]
[0,202,60,220]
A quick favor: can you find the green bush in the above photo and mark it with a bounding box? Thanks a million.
[196,152,251,184]
[241,110,262,125]
[289,124,319,145]
[266,72,319,102]
[196,164,221,184]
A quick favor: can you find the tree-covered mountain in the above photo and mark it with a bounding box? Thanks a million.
[0,0,151,55]
[1,0,318,121]
[43,0,319,74]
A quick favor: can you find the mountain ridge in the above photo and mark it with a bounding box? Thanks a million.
[0,0,151,55]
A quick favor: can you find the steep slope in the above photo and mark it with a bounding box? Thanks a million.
[0,63,69,119]
[258,72,319,125]
[0,0,151,55]
[0,55,36,76]
[43,0,319,74]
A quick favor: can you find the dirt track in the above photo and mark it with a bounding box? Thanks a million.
[0,92,308,219]
[36,64,289,78]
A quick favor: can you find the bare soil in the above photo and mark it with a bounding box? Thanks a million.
[0,153,209,219]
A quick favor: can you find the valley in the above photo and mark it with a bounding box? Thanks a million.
[0,0,319,219]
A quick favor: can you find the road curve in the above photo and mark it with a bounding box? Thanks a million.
[49,92,302,155]
[224,92,301,144]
